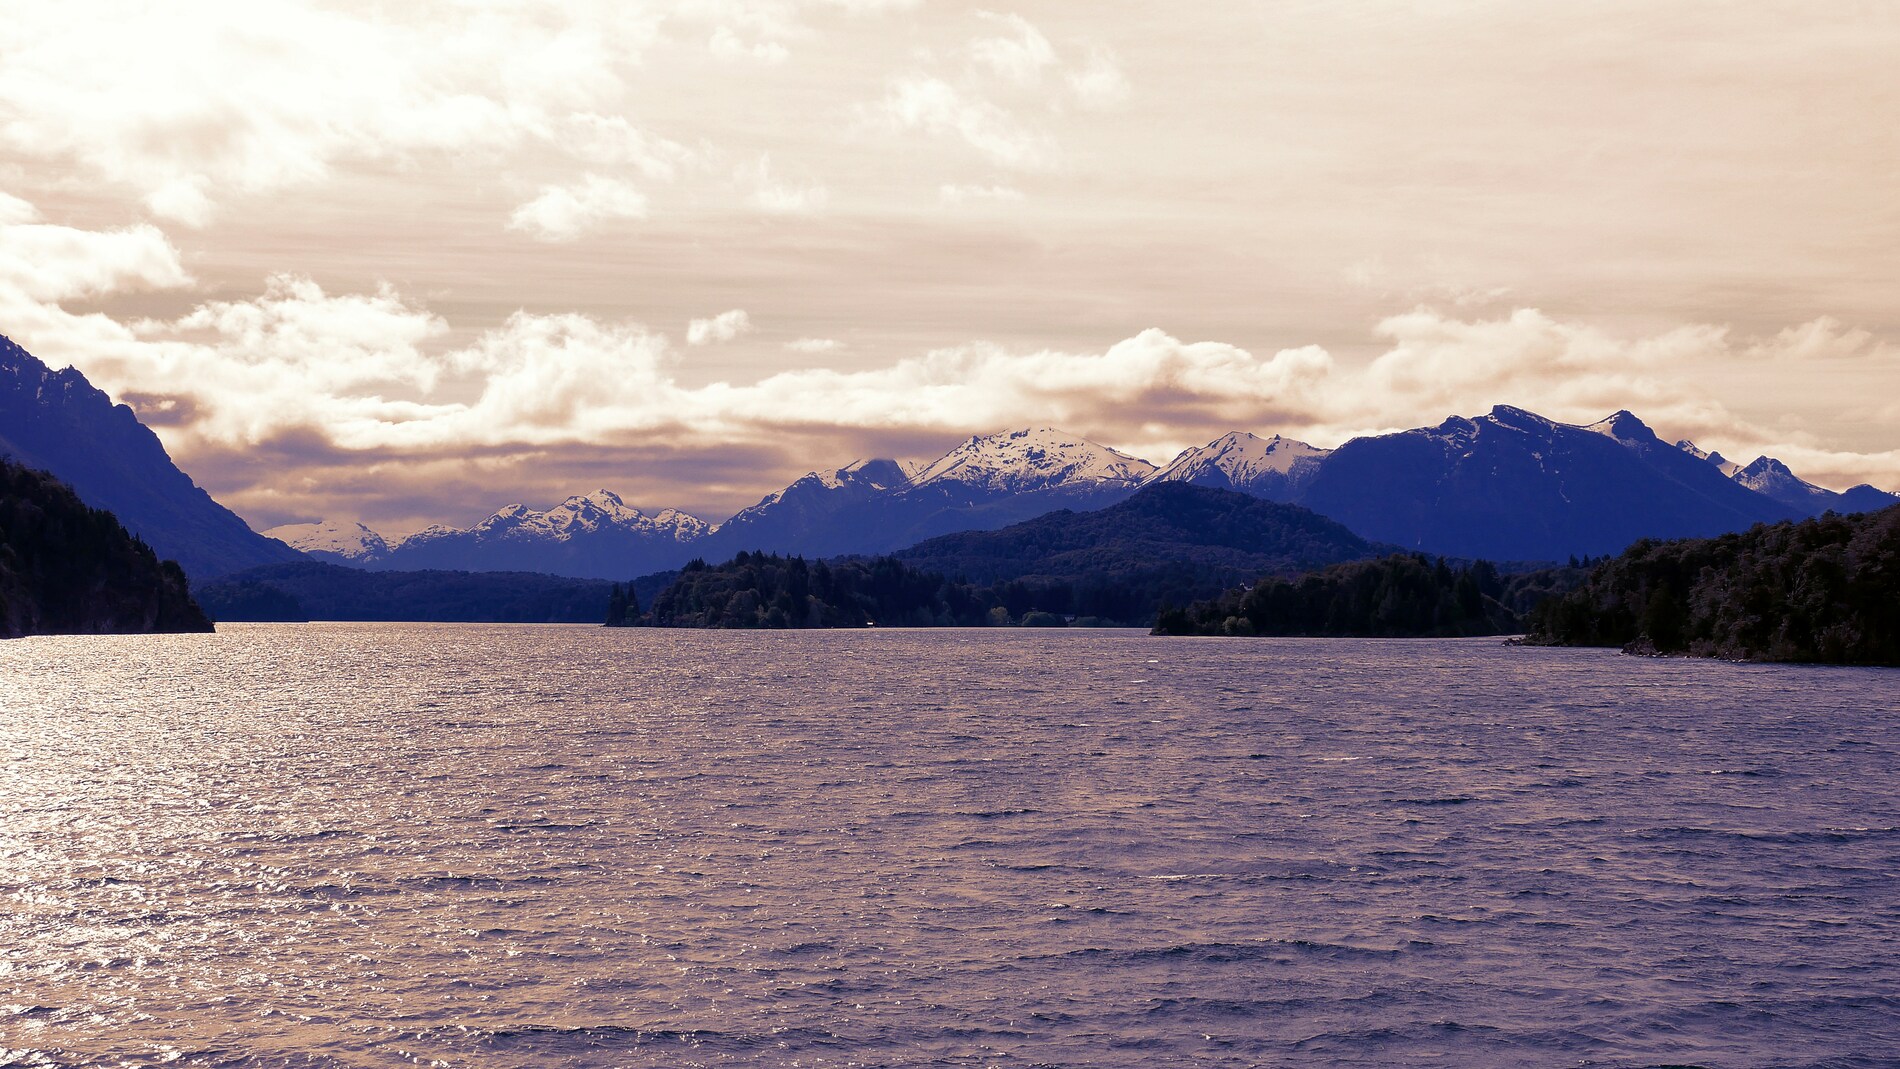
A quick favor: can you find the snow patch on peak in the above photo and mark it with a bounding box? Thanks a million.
[1486,404,1556,430]
[1146,430,1329,490]
[1733,456,1830,502]
[1677,439,1744,477]
[458,492,709,543]
[911,427,1157,494]
[818,458,914,492]
[1585,409,1657,442]
[264,519,389,561]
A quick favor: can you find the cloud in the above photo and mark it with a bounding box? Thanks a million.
[554,113,699,179]
[507,175,650,241]
[687,308,754,345]
[969,12,1056,85]
[0,191,40,226]
[877,75,1053,170]
[1746,316,1898,362]
[0,1,664,225]
[7,208,1897,528]
[709,26,790,63]
[0,209,190,303]
[1065,46,1129,109]
[939,183,1025,204]
[741,155,828,214]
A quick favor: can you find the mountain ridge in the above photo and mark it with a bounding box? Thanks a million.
[0,334,304,578]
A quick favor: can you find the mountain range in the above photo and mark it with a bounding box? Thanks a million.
[277,409,1896,574]
[6,331,1895,578]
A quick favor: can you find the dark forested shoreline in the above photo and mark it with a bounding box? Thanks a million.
[1526,505,1900,665]
[613,551,1109,629]
[199,561,617,623]
[1149,554,1545,638]
[0,458,212,638]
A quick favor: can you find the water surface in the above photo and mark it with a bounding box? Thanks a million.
[2,625,1896,1067]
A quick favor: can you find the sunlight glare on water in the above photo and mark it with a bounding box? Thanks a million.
[1,624,1897,1067]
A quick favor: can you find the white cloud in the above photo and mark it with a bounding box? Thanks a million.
[555,113,699,180]
[742,155,829,214]
[1065,46,1129,108]
[939,183,1025,203]
[0,191,41,225]
[687,308,755,345]
[709,26,791,63]
[969,12,1056,85]
[878,75,1052,170]
[0,1,664,226]
[1746,316,1897,362]
[6,202,1897,522]
[507,175,650,242]
[0,215,190,303]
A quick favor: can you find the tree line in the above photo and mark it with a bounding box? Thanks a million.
[1527,504,1900,664]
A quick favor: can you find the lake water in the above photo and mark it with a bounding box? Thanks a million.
[1,624,1896,1068]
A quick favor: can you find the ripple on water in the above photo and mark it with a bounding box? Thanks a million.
[1,624,1897,1068]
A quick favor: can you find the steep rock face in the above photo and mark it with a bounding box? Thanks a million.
[1293,406,1801,561]
[0,458,212,637]
[377,490,710,579]
[1143,431,1328,500]
[0,334,301,578]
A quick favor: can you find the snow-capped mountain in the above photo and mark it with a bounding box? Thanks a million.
[0,333,303,578]
[1732,456,1842,515]
[1674,442,1900,517]
[377,490,710,578]
[1291,405,1802,561]
[909,427,1156,494]
[441,490,709,545]
[698,429,1157,560]
[263,520,391,564]
[1144,431,1329,500]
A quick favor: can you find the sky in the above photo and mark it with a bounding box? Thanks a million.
[3,0,1898,533]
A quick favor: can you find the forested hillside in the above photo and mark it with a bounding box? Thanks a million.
[1528,505,1900,664]
[892,482,1377,620]
[1,458,212,637]
[644,552,996,628]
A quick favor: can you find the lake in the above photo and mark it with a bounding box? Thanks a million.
[2,625,1896,1067]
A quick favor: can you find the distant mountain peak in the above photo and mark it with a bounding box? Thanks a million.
[818,457,915,491]
[263,519,390,562]
[910,427,1156,494]
[1145,429,1329,498]
[1585,409,1658,443]
[1737,455,1793,479]
[1486,404,1558,429]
